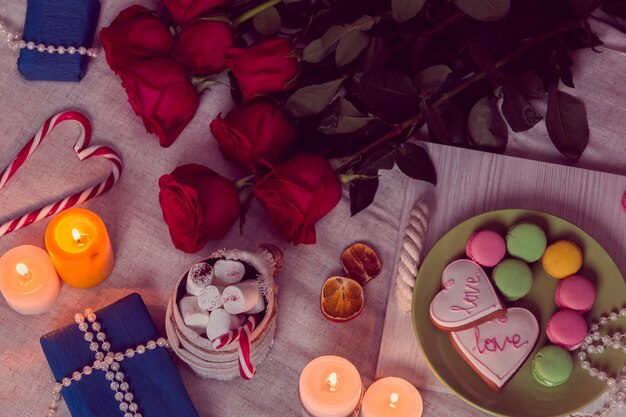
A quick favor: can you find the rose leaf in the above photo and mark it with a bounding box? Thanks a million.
[284,77,347,118]
[335,30,371,67]
[501,85,543,132]
[349,177,380,216]
[414,64,452,93]
[468,96,508,152]
[545,86,589,161]
[392,0,426,23]
[253,7,281,36]
[394,143,437,184]
[453,0,511,22]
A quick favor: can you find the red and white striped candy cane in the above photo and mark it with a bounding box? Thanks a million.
[212,313,262,350]
[211,314,262,380]
[238,315,258,380]
[0,111,122,237]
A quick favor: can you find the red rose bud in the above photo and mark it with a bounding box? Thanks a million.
[172,20,233,75]
[163,0,230,24]
[227,38,299,101]
[253,154,342,245]
[117,57,199,147]
[159,164,240,253]
[100,5,174,73]
[210,100,295,173]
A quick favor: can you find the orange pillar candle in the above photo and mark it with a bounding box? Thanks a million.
[45,208,114,288]
[299,355,363,417]
[0,245,60,314]
[360,377,423,417]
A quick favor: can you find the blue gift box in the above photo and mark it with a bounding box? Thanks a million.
[40,293,199,417]
[17,0,100,81]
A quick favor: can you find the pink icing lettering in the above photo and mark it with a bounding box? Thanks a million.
[449,270,482,316]
[472,327,528,354]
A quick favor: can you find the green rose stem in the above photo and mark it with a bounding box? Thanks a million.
[336,19,582,173]
[232,0,282,27]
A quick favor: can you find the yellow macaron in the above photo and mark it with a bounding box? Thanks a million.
[542,240,583,279]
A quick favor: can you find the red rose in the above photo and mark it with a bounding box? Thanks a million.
[117,57,199,147]
[210,100,295,173]
[100,5,174,73]
[172,20,233,75]
[159,164,240,253]
[163,0,230,24]
[253,154,342,245]
[226,38,299,101]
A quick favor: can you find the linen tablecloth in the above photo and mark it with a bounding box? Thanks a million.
[0,1,624,416]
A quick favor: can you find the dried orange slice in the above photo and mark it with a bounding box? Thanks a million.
[320,277,364,322]
[340,242,382,285]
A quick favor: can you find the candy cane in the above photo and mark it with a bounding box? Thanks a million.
[212,314,261,349]
[0,111,122,237]
[238,316,257,380]
[211,314,261,380]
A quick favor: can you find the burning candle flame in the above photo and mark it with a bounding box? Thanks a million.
[72,228,82,243]
[16,263,32,283]
[327,372,339,392]
[16,263,29,277]
[389,392,399,408]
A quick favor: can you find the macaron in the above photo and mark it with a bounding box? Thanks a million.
[531,345,574,387]
[546,309,588,350]
[542,240,583,279]
[466,230,506,268]
[506,222,547,262]
[555,275,596,313]
[492,259,533,301]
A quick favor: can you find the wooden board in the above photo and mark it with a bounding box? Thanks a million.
[376,142,626,414]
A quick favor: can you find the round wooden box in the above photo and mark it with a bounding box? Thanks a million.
[165,244,282,380]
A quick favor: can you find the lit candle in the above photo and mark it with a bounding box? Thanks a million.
[360,377,423,417]
[44,208,114,288]
[0,245,60,314]
[299,355,363,417]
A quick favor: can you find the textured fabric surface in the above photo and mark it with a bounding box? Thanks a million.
[0,1,624,416]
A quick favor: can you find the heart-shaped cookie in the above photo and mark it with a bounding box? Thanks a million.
[0,111,122,237]
[450,307,539,392]
[429,259,505,331]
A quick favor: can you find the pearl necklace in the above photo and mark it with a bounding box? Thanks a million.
[0,19,97,57]
[45,308,169,417]
[571,307,626,417]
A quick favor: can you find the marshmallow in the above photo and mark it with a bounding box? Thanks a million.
[206,308,241,340]
[178,296,210,335]
[197,285,224,311]
[213,259,246,285]
[222,280,261,315]
[185,262,214,296]
[246,293,266,314]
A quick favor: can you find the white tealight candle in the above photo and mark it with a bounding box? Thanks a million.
[0,245,61,315]
[360,377,423,417]
[299,355,363,417]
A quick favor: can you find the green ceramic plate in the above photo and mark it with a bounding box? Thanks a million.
[413,209,626,417]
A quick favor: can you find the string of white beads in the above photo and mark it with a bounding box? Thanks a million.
[1,19,97,57]
[45,309,169,417]
[570,308,626,417]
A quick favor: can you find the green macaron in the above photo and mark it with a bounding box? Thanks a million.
[506,222,547,262]
[492,259,533,301]
[532,345,574,387]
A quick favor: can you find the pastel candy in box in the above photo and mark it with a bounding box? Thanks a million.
[40,293,199,417]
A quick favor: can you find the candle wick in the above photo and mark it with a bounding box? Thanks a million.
[389,392,399,408]
[15,263,32,284]
[327,372,340,392]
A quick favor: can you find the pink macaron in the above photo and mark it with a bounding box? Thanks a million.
[466,229,506,268]
[555,275,596,313]
[546,309,588,350]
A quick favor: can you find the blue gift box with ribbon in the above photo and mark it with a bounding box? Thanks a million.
[17,0,100,81]
[40,293,199,417]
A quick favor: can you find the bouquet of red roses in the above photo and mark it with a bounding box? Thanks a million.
[101,0,612,253]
